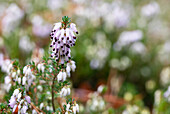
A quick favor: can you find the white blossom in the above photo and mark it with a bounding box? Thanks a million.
[141,2,160,18]
[60,87,71,97]
[9,89,30,113]
[57,71,68,82]
[37,63,45,72]
[50,21,78,64]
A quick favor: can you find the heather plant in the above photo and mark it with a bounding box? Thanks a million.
[0,16,79,114]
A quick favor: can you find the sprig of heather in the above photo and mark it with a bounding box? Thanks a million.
[1,16,79,114]
[49,16,79,113]
[49,16,78,65]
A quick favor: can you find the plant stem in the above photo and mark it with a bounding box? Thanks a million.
[51,75,56,112]
[30,103,41,114]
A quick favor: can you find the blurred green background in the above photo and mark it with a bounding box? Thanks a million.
[0,0,170,113]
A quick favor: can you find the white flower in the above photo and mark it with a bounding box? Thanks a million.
[17,92,22,101]
[9,89,30,113]
[57,72,62,82]
[0,53,3,67]
[97,85,104,93]
[66,64,71,73]
[9,96,16,108]
[25,96,31,103]
[75,104,79,113]
[57,71,68,82]
[114,30,143,51]
[19,36,35,53]
[72,104,79,114]
[18,77,21,84]
[66,103,70,111]
[37,85,43,92]
[1,3,24,34]
[21,105,28,113]
[40,103,44,110]
[66,60,76,77]
[62,72,67,81]
[32,109,37,114]
[13,89,19,96]
[5,76,11,84]
[37,63,45,72]
[141,2,160,18]
[13,105,18,113]
[67,88,71,95]
[22,76,27,85]
[60,87,71,97]
[70,61,76,72]
[23,66,27,74]
[6,83,12,92]
[164,86,170,102]
[22,66,35,89]
[12,72,16,78]
[17,69,21,74]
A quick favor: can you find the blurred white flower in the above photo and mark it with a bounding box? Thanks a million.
[31,48,45,64]
[31,15,52,38]
[97,85,104,93]
[154,90,161,106]
[23,65,36,89]
[40,103,44,110]
[47,0,64,10]
[122,105,139,114]
[1,3,24,35]
[86,32,111,69]
[130,42,147,55]
[112,6,130,28]
[158,41,170,65]
[0,53,3,67]
[160,67,170,86]
[110,56,131,71]
[0,59,12,74]
[141,2,160,18]
[164,86,170,102]
[114,30,143,51]
[19,36,35,53]
[87,92,105,112]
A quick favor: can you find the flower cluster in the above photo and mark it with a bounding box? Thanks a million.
[1,16,79,114]
[60,86,71,97]
[0,54,13,74]
[65,102,79,114]
[50,16,78,65]
[57,60,76,82]
[4,68,21,91]
[9,89,31,113]
[23,65,36,90]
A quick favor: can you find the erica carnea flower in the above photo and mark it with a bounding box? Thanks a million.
[37,63,45,73]
[50,16,78,65]
[23,65,36,89]
[57,60,76,82]
[65,102,79,114]
[60,86,71,97]
[9,89,31,113]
